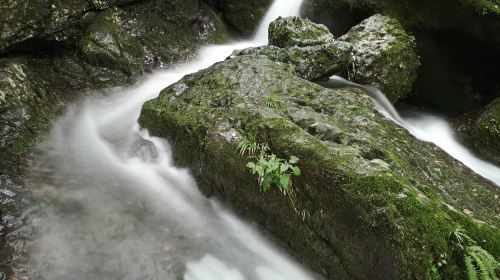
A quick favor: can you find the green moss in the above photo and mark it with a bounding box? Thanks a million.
[80,9,144,77]
[139,54,499,279]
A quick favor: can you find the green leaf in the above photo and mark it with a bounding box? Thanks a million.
[279,175,291,189]
[246,162,256,169]
[292,167,301,176]
[289,156,299,164]
[280,163,290,173]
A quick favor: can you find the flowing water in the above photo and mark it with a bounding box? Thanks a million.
[322,75,500,186]
[20,1,500,279]
[26,0,318,279]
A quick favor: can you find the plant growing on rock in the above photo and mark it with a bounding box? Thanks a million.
[237,135,301,193]
[450,228,500,280]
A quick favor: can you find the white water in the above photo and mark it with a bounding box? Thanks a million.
[324,75,500,186]
[28,1,317,279]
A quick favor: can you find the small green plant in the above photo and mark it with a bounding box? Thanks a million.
[237,135,301,193]
[450,227,500,280]
[264,95,281,109]
[246,155,301,192]
[300,208,310,221]
[237,135,310,230]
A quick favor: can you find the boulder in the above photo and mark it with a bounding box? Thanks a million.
[234,42,352,81]
[302,0,500,115]
[0,62,63,155]
[0,0,139,54]
[339,14,420,103]
[456,97,500,165]
[80,10,144,77]
[269,16,334,48]
[139,53,499,279]
[234,17,352,81]
[219,0,272,36]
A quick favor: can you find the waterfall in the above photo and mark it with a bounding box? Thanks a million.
[27,1,315,280]
[321,75,500,187]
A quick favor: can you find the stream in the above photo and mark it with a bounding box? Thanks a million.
[6,0,500,279]
[24,0,316,279]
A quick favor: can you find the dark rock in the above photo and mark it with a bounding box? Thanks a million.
[456,97,500,165]
[220,0,272,36]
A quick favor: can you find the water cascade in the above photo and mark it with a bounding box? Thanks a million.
[321,75,500,186]
[26,0,317,279]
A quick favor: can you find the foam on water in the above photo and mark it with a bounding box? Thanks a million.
[27,1,317,279]
[323,75,500,187]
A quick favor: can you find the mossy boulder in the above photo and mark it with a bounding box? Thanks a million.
[269,16,334,48]
[0,0,146,54]
[339,14,420,103]
[234,42,352,81]
[219,0,272,36]
[0,62,64,155]
[301,0,500,115]
[139,53,499,279]
[456,97,500,165]
[80,10,144,77]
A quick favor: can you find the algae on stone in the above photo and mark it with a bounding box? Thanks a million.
[339,14,420,103]
[456,97,500,166]
[219,0,272,36]
[269,16,334,48]
[139,53,499,279]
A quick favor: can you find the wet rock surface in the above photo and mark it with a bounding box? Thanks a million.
[139,50,500,279]
[339,14,420,103]
[0,0,232,278]
[302,0,500,115]
[269,17,334,48]
[219,0,272,36]
[456,97,500,166]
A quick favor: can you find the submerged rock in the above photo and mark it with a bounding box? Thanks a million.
[339,14,420,103]
[139,53,499,279]
[456,97,500,165]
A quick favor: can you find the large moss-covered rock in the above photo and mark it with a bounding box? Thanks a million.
[139,53,499,279]
[234,42,352,81]
[0,0,142,54]
[0,0,231,157]
[269,16,334,48]
[456,97,500,165]
[219,0,272,36]
[235,16,352,81]
[339,14,420,103]
[302,0,500,115]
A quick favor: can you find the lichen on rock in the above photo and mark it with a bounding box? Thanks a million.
[139,49,499,280]
[232,17,352,81]
[80,9,144,77]
[269,16,334,48]
[339,14,420,103]
[456,97,500,165]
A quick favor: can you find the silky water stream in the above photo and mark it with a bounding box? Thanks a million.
[23,1,500,279]
[26,0,317,279]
